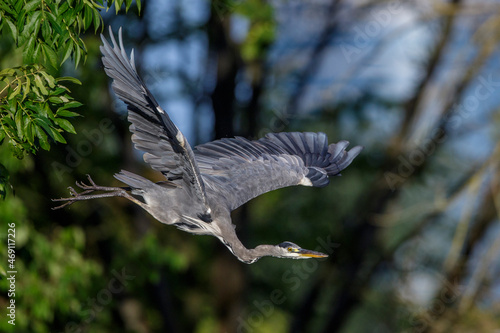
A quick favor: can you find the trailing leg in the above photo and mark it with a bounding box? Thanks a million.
[52,174,146,210]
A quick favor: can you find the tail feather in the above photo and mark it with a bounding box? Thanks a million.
[114,170,154,189]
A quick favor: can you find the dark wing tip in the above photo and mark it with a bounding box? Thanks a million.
[326,143,363,176]
[347,145,364,161]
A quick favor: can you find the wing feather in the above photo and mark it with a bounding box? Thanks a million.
[195,132,362,210]
[100,28,210,216]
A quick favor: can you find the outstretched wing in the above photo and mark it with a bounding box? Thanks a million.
[100,28,211,218]
[195,132,362,211]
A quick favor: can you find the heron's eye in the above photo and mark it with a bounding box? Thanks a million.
[287,247,293,252]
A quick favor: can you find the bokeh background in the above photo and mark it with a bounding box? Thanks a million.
[2,0,500,332]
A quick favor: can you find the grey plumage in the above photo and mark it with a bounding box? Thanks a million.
[100,27,210,218]
[53,27,363,264]
[196,133,362,210]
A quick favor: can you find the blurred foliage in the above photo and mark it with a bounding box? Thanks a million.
[0,150,102,333]
[236,0,276,62]
[0,163,10,199]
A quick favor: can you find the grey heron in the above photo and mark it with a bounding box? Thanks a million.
[53,28,363,264]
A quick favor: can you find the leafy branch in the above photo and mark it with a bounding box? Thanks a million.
[0,0,141,199]
[0,65,81,158]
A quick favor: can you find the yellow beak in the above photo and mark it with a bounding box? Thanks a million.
[297,249,328,258]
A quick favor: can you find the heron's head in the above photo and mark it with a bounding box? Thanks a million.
[275,241,328,259]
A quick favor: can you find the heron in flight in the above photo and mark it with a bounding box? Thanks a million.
[54,28,363,264]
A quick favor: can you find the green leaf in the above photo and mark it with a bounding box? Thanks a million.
[0,164,9,200]
[34,116,53,136]
[0,2,15,15]
[4,18,18,42]
[58,2,69,15]
[13,0,23,13]
[46,12,63,35]
[48,96,64,104]
[43,103,56,121]
[22,75,31,101]
[23,0,41,12]
[24,117,34,144]
[65,8,77,26]
[52,87,69,95]
[34,75,49,95]
[35,125,50,150]
[21,11,42,39]
[30,82,40,96]
[41,21,51,40]
[27,103,41,115]
[8,83,22,100]
[40,71,56,88]
[42,44,59,69]
[74,43,82,69]
[22,35,36,63]
[28,122,35,144]
[93,8,102,32]
[0,68,15,76]
[33,42,41,62]
[125,0,132,11]
[2,113,15,128]
[15,110,23,139]
[49,127,67,143]
[75,0,84,12]
[59,95,69,103]
[76,14,83,32]
[83,5,92,30]
[115,0,123,14]
[55,118,76,134]
[56,110,80,117]
[61,41,73,65]
[62,101,83,109]
[57,77,82,85]
[137,0,141,14]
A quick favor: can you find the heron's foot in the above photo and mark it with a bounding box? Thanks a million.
[52,174,131,210]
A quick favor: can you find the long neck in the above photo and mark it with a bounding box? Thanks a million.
[231,244,278,264]
[217,221,277,264]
